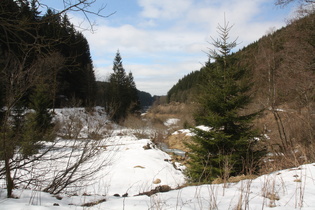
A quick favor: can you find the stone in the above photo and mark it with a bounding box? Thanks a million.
[153,178,161,184]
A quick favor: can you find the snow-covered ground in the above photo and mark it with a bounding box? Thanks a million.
[1,108,314,209]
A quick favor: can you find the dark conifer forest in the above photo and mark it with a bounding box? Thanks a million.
[0,0,153,110]
[0,0,98,108]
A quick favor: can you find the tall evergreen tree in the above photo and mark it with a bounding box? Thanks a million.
[105,50,139,122]
[127,71,140,112]
[185,21,265,183]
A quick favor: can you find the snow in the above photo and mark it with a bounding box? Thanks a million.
[164,118,180,127]
[1,109,315,209]
[2,163,315,209]
[172,125,211,136]
[99,136,185,196]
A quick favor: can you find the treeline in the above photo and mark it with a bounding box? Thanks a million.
[97,82,154,112]
[0,0,153,113]
[167,70,201,103]
[0,0,96,109]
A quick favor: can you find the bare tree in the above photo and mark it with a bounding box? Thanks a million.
[275,0,315,6]
[276,0,315,19]
[36,0,114,31]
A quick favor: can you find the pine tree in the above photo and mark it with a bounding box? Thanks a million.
[105,50,139,122]
[127,71,140,112]
[185,21,265,183]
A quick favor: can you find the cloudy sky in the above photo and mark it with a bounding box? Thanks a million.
[40,0,298,96]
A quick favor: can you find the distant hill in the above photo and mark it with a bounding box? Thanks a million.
[137,90,154,111]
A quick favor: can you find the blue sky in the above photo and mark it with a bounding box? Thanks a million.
[39,0,298,96]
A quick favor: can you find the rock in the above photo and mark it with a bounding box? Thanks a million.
[153,178,161,184]
[53,203,59,206]
[122,193,128,197]
[113,194,120,197]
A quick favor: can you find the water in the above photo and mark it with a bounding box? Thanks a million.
[158,143,186,157]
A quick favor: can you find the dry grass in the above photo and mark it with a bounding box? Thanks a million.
[212,174,258,184]
[143,102,197,152]
[146,102,197,129]
[163,133,191,152]
[123,114,150,139]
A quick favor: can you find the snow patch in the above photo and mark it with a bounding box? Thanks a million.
[164,118,180,127]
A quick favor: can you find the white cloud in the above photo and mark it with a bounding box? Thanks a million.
[138,0,193,19]
[82,22,208,95]
[137,19,157,28]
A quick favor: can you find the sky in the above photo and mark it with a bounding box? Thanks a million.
[39,0,298,96]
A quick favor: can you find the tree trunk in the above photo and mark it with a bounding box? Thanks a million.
[4,156,13,198]
[2,128,14,198]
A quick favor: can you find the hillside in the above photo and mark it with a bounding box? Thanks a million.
[163,13,314,171]
[167,13,315,107]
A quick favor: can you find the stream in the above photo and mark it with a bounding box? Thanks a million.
[158,143,186,157]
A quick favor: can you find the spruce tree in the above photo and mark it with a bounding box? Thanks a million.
[186,21,265,183]
[105,50,139,122]
[127,71,140,112]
